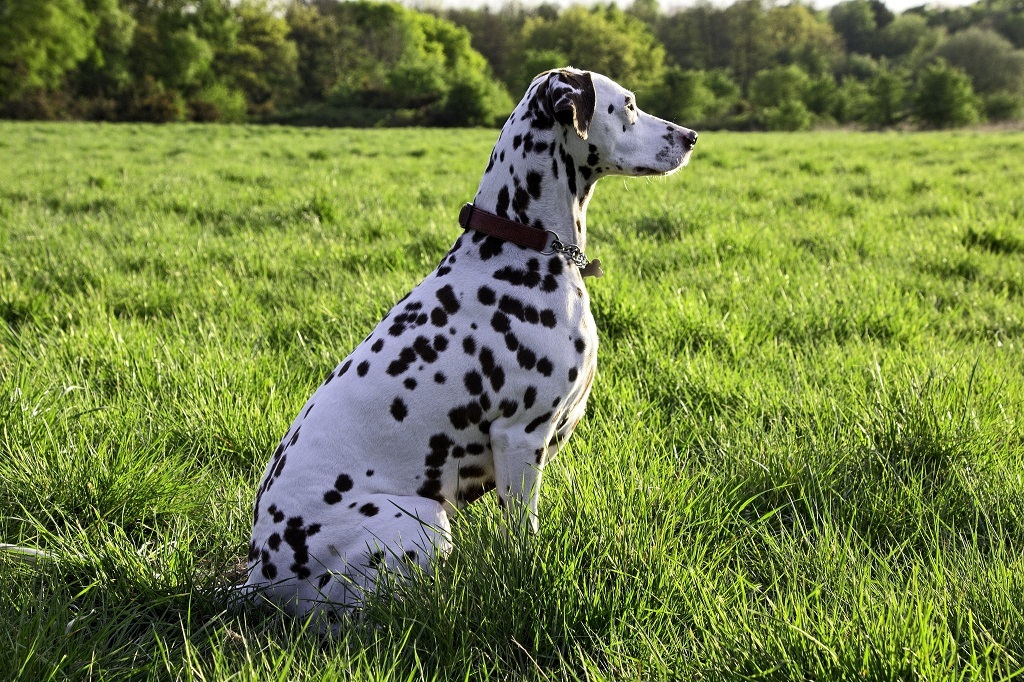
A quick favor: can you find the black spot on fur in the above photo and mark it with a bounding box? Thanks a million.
[387,347,417,376]
[494,258,543,289]
[526,411,554,434]
[463,336,476,355]
[540,310,556,327]
[434,372,446,384]
[431,307,448,327]
[335,474,353,492]
[478,286,496,305]
[404,377,417,390]
[371,339,384,353]
[479,346,496,374]
[391,397,408,422]
[360,503,379,517]
[460,480,495,505]
[413,335,438,363]
[357,361,369,377]
[323,490,342,504]
[524,386,537,409]
[526,171,543,199]
[491,311,511,333]
[417,479,444,502]
[464,371,484,395]
[568,367,578,382]
[500,399,518,417]
[449,405,471,430]
[479,235,504,260]
[436,285,460,314]
[496,186,510,218]
[537,358,553,376]
[513,186,531,218]
[574,338,586,353]
[459,464,486,478]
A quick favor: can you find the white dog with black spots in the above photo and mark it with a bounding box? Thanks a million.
[242,67,697,626]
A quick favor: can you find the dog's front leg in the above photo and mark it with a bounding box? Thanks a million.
[492,431,545,534]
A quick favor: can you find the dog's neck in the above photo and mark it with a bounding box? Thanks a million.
[472,103,596,253]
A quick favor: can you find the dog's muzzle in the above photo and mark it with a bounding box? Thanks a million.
[679,128,698,151]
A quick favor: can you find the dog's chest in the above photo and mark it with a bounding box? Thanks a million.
[256,232,598,514]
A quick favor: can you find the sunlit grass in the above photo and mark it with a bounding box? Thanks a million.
[1,122,1023,680]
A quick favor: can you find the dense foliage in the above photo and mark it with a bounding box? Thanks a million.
[1,0,1023,128]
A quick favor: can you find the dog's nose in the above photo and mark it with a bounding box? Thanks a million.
[682,129,698,148]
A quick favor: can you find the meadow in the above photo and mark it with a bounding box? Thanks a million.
[1,120,1023,681]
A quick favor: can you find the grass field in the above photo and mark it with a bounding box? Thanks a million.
[1,120,1023,680]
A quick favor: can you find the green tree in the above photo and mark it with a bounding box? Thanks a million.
[72,0,137,97]
[218,0,299,114]
[285,1,510,126]
[515,5,666,95]
[657,2,732,72]
[648,67,715,124]
[443,6,527,85]
[982,90,1024,121]
[934,27,1024,94]
[834,77,872,123]
[761,98,812,130]
[913,58,980,127]
[864,65,908,127]
[829,0,877,55]
[804,73,840,119]
[750,65,814,130]
[873,13,938,61]
[762,3,843,76]
[749,64,811,109]
[0,0,98,99]
[724,0,769,92]
[123,0,237,93]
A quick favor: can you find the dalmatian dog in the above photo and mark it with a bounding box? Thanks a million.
[243,67,697,624]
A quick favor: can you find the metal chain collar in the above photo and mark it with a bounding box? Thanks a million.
[543,231,604,278]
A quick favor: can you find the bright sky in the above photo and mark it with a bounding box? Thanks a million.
[416,0,977,14]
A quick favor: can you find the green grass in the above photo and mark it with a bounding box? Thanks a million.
[1,121,1023,680]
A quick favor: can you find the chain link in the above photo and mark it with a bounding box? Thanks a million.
[545,237,591,270]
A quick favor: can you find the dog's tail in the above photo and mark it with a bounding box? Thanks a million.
[0,543,53,565]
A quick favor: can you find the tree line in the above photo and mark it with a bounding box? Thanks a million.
[1,0,1022,129]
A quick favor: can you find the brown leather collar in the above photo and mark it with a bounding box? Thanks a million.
[458,203,550,251]
[457,202,604,278]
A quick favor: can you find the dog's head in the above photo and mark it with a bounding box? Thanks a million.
[538,68,697,178]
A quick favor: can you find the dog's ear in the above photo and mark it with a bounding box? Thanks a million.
[547,70,595,140]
